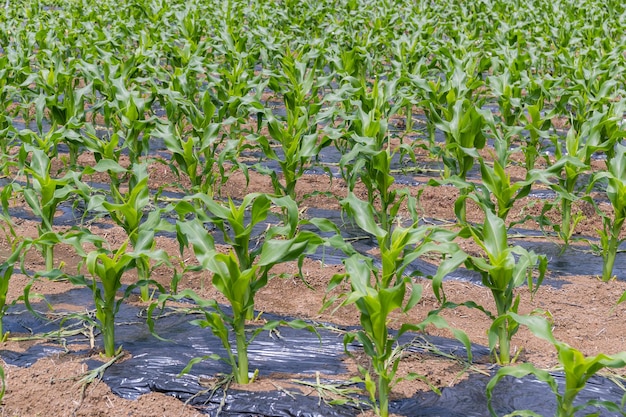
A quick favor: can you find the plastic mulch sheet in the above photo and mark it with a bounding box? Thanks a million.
[1,286,625,416]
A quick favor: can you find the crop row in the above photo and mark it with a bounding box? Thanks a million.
[1,0,626,416]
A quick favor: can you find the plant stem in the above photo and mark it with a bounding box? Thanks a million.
[493,290,512,364]
[498,323,511,364]
[560,198,572,249]
[137,261,151,301]
[378,374,390,417]
[44,244,54,271]
[234,317,249,384]
[602,219,624,282]
[559,389,578,417]
[405,103,413,133]
[525,134,539,173]
[102,301,116,357]
[139,285,150,302]
[457,188,468,224]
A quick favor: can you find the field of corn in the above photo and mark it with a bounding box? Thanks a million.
[2,0,626,415]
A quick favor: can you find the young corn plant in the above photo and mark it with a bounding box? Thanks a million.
[455,209,547,364]
[17,146,89,271]
[583,143,626,282]
[454,133,533,224]
[408,74,448,151]
[86,162,166,301]
[475,157,533,223]
[81,130,127,195]
[162,192,323,384]
[0,184,31,341]
[429,95,487,222]
[209,28,264,135]
[328,254,422,417]
[330,76,399,155]
[536,103,624,250]
[535,122,603,249]
[521,100,554,174]
[152,88,242,197]
[94,67,157,165]
[19,56,91,168]
[0,67,18,175]
[324,195,472,417]
[488,69,526,128]
[256,49,331,201]
[69,232,168,357]
[487,313,626,417]
[339,137,413,244]
[335,79,414,239]
[412,56,485,159]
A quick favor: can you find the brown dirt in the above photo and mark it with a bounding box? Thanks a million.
[2,145,626,417]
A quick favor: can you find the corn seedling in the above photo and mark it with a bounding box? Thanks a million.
[475,157,533,223]
[458,209,547,364]
[257,49,331,200]
[519,100,555,174]
[335,79,414,237]
[487,313,626,417]
[68,234,168,357]
[153,89,242,197]
[429,95,487,222]
[86,162,170,300]
[20,55,91,168]
[583,143,626,282]
[0,184,30,340]
[166,193,324,384]
[325,195,472,417]
[17,145,90,271]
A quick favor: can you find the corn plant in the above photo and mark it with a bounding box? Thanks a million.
[413,53,485,153]
[476,157,533,223]
[566,63,621,135]
[81,128,125,191]
[67,232,168,357]
[535,112,620,248]
[329,76,399,154]
[325,194,471,417]
[0,64,18,175]
[328,254,422,417]
[583,143,626,281]
[521,100,555,174]
[453,132,533,224]
[339,138,413,243]
[17,145,89,271]
[334,79,414,237]
[209,27,263,132]
[256,49,330,200]
[152,88,243,197]
[94,66,157,164]
[0,184,30,340]
[86,162,167,301]
[163,192,324,384]
[488,69,525,128]
[429,95,487,222]
[487,313,626,417]
[453,209,547,364]
[19,55,91,168]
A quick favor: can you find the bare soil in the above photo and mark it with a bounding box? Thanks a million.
[2,147,626,417]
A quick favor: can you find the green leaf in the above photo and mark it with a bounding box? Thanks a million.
[176,219,216,268]
[341,193,385,240]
